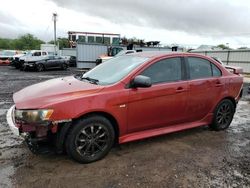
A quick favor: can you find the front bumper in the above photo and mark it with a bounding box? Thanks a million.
[0,60,10,65]
[23,62,36,68]
[6,105,20,136]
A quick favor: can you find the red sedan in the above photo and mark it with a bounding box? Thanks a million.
[7,52,243,163]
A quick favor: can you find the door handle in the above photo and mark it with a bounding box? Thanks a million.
[176,87,186,93]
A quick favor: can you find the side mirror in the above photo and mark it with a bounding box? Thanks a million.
[131,75,152,88]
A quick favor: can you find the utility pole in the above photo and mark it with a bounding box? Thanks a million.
[52,13,57,55]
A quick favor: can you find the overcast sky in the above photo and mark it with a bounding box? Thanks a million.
[1,0,250,48]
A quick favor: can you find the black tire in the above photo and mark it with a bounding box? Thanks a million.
[20,65,24,71]
[66,115,115,163]
[210,99,235,131]
[23,65,27,71]
[36,63,44,72]
[61,63,68,70]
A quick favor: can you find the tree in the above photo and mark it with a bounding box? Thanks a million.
[0,38,13,49]
[49,37,69,49]
[14,34,44,50]
[0,34,44,50]
[217,44,231,50]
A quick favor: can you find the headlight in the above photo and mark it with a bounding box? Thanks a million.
[15,109,54,124]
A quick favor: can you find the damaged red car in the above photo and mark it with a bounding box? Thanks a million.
[7,52,243,163]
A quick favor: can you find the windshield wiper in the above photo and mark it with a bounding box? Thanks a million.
[81,76,99,84]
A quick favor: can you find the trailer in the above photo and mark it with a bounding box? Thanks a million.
[76,43,184,69]
[77,43,111,68]
[60,48,76,57]
[40,44,59,55]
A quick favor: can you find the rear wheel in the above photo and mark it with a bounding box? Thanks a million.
[36,63,44,72]
[61,63,68,70]
[210,99,235,131]
[66,116,115,163]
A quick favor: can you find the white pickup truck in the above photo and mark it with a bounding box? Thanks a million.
[17,50,49,70]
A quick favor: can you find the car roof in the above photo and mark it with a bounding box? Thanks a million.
[129,51,186,58]
[129,51,211,60]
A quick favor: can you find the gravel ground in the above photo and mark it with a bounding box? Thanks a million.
[0,66,249,188]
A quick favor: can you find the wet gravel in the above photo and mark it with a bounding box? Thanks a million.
[0,66,250,188]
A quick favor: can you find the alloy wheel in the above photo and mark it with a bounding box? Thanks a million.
[75,124,109,157]
[216,102,233,129]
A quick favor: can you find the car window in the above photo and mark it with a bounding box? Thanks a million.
[211,63,222,77]
[188,57,212,79]
[33,52,41,56]
[42,52,47,55]
[140,58,182,84]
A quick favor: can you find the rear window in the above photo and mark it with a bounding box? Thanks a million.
[188,57,222,79]
[211,63,222,77]
[188,57,212,79]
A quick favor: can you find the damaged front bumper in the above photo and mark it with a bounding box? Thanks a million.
[6,105,20,136]
[6,105,72,154]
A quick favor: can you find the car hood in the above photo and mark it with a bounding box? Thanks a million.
[0,55,12,58]
[14,76,104,109]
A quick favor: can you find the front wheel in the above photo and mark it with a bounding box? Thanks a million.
[66,116,115,163]
[210,99,235,131]
[36,63,44,72]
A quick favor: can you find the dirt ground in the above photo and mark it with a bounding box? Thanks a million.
[0,66,249,188]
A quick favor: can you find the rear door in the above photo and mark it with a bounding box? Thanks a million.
[127,57,189,132]
[185,56,224,122]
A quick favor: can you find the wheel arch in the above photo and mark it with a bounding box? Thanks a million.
[222,96,236,109]
[73,111,120,144]
[215,96,236,113]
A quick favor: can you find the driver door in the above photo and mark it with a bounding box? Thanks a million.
[127,57,188,133]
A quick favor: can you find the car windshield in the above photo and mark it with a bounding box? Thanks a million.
[1,51,16,56]
[25,51,32,56]
[81,56,149,85]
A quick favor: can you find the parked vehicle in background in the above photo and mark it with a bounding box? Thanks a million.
[69,56,76,67]
[0,50,17,65]
[17,50,49,70]
[10,52,27,67]
[23,55,69,71]
[7,52,243,163]
[212,56,243,75]
[95,46,124,65]
[62,56,76,67]
[96,49,138,65]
